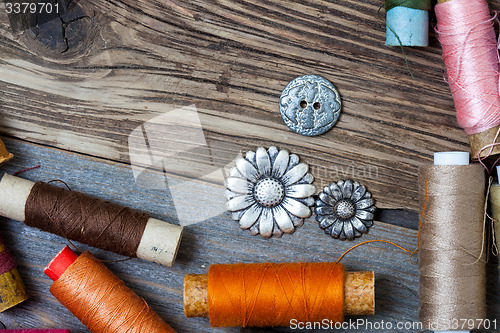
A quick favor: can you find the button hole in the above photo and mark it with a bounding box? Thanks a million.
[300,100,307,108]
[313,102,321,110]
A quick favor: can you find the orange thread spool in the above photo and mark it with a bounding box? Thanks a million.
[45,246,176,333]
[184,263,374,327]
[202,262,358,327]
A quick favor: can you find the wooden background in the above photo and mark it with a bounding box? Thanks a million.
[0,0,498,332]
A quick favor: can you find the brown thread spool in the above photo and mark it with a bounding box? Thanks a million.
[0,138,13,165]
[183,262,374,327]
[45,246,176,333]
[0,174,183,267]
[0,235,29,312]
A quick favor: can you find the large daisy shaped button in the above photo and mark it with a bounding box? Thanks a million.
[225,147,316,238]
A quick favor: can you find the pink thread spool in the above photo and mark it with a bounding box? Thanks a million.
[0,235,28,313]
[0,328,71,333]
[436,0,500,159]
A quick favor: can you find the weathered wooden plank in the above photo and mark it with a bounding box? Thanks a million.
[0,138,497,332]
[0,0,481,212]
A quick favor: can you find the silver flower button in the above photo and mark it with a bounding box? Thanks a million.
[279,74,341,136]
[315,179,375,241]
[225,147,316,238]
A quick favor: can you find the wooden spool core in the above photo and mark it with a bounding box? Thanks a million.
[0,138,13,165]
[468,125,500,159]
[183,271,375,319]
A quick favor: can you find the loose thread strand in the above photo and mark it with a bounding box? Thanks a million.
[468,176,493,265]
[477,126,500,173]
[13,165,40,176]
[336,179,427,263]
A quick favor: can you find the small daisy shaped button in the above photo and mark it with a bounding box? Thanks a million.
[279,74,341,136]
[315,179,375,240]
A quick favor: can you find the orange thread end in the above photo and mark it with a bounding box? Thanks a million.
[336,179,427,263]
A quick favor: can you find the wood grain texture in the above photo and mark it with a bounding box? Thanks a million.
[0,0,499,331]
[0,0,485,212]
[0,138,498,332]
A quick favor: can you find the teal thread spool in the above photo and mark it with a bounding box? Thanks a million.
[385,0,431,47]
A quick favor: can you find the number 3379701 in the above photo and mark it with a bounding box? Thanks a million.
[5,2,60,14]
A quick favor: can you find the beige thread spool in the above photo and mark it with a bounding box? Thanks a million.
[419,152,486,331]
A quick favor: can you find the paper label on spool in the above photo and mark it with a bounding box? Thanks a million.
[136,218,183,267]
[386,7,429,47]
[433,152,469,166]
[0,268,29,312]
[0,174,35,222]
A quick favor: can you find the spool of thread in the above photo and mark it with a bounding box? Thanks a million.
[0,174,183,267]
[489,165,500,268]
[0,328,71,333]
[435,0,500,159]
[45,246,176,333]
[385,0,431,47]
[183,262,374,327]
[419,152,486,331]
[0,138,13,165]
[0,234,29,313]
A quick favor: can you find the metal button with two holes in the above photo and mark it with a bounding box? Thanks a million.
[279,74,342,136]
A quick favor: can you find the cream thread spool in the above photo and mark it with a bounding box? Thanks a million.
[0,174,183,267]
[419,151,486,332]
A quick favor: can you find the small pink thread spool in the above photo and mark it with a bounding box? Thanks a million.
[0,328,71,333]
